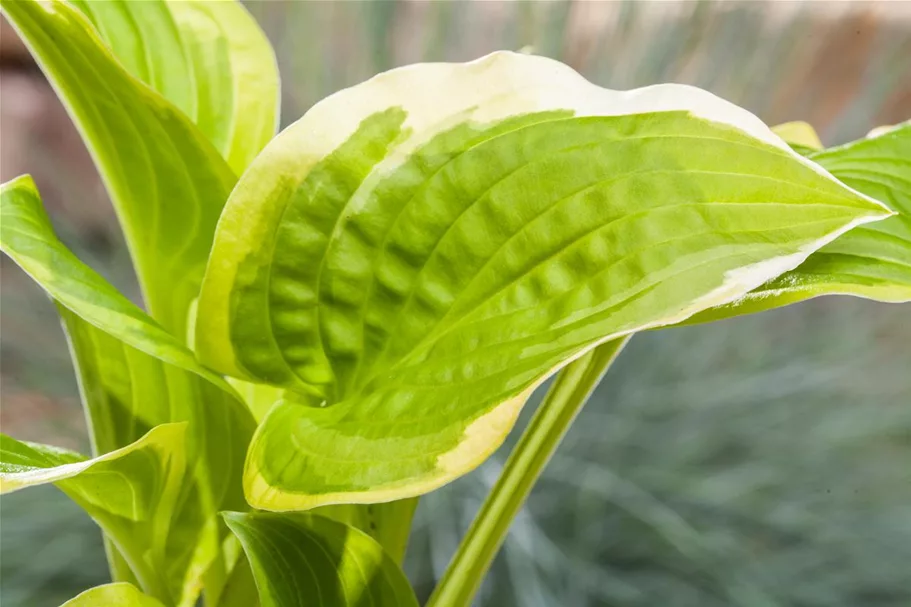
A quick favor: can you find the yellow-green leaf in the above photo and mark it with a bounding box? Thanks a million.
[772,120,823,155]
[1,0,236,336]
[196,52,890,510]
[0,175,256,605]
[60,583,166,607]
[1,426,186,602]
[68,0,279,173]
[693,121,911,322]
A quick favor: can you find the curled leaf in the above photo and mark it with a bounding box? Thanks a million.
[1,426,186,601]
[68,0,279,173]
[223,512,419,607]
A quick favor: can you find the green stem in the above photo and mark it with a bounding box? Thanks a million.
[426,336,631,607]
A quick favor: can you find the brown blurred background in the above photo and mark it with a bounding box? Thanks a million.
[1,2,910,606]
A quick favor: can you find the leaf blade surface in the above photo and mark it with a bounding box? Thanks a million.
[223,511,419,607]
[692,121,911,323]
[195,52,889,509]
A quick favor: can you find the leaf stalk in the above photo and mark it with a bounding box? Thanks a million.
[427,336,631,607]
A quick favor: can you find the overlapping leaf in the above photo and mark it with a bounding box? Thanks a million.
[195,51,891,510]
[1,1,276,596]
[0,176,256,605]
[60,583,166,607]
[223,512,419,607]
[694,121,911,322]
[772,121,823,156]
[67,0,279,173]
[317,499,419,565]
[0,426,186,602]
[226,378,284,423]
[1,0,235,335]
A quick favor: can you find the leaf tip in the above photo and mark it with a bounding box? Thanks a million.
[220,511,245,527]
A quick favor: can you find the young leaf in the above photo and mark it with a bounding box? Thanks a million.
[0,175,256,605]
[60,583,166,607]
[772,120,823,156]
[223,512,419,607]
[226,377,284,422]
[0,0,236,336]
[317,499,419,565]
[67,0,280,173]
[211,554,260,607]
[196,51,890,510]
[692,121,911,322]
[1,425,187,602]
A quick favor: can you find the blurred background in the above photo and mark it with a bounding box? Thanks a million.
[1,1,910,605]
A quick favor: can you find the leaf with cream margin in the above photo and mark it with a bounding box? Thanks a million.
[223,512,419,607]
[0,425,186,603]
[225,370,414,561]
[0,175,256,605]
[692,121,911,322]
[195,51,890,510]
[60,583,167,607]
[867,123,903,139]
[0,0,236,336]
[67,0,279,173]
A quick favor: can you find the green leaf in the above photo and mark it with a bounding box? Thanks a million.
[1,425,187,602]
[67,0,279,173]
[226,377,284,422]
[692,121,911,322]
[0,175,256,605]
[195,51,890,510]
[317,499,419,565]
[1,0,236,336]
[60,583,166,607]
[223,512,419,607]
[211,554,260,607]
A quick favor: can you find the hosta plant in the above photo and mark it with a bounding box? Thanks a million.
[0,1,908,605]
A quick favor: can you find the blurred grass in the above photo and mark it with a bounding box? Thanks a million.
[1,2,909,605]
[0,487,109,606]
[408,299,911,606]
[245,1,910,140]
